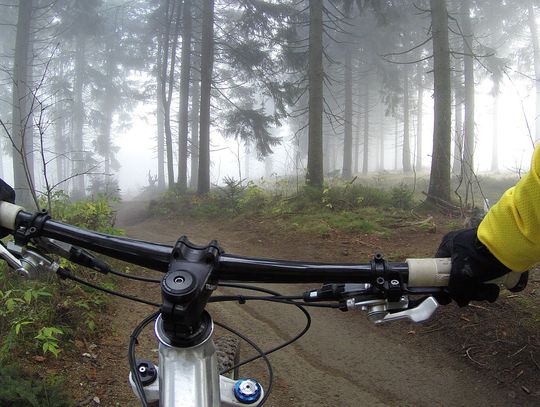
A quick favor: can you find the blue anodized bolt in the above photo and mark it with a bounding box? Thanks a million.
[233,378,262,404]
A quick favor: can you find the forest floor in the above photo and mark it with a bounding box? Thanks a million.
[46,201,539,406]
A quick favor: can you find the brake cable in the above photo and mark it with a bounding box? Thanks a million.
[57,268,160,307]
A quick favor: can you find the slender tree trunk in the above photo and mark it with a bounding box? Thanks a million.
[453,67,463,175]
[342,51,353,179]
[11,0,34,205]
[101,42,115,176]
[177,0,192,189]
[156,42,165,190]
[528,1,540,141]
[330,136,336,173]
[189,52,201,189]
[379,103,385,170]
[394,116,398,170]
[244,143,250,180]
[461,0,475,204]
[402,65,411,173]
[197,0,214,194]
[307,0,324,187]
[161,0,180,189]
[54,61,65,186]
[427,0,452,203]
[54,100,64,184]
[416,67,424,170]
[354,101,361,174]
[362,78,369,175]
[265,154,273,178]
[72,33,86,200]
[491,92,500,172]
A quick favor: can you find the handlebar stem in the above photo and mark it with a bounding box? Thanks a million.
[159,236,223,347]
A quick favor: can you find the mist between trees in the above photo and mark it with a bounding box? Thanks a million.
[1,0,539,209]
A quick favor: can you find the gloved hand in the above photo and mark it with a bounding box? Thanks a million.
[435,227,510,307]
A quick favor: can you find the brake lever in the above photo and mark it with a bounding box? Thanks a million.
[6,241,59,278]
[346,295,439,324]
[0,242,27,276]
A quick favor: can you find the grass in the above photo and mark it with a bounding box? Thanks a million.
[287,210,379,236]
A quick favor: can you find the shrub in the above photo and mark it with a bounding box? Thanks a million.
[0,194,116,361]
[0,365,73,407]
[0,278,56,357]
[390,183,415,209]
[42,191,122,234]
[238,183,272,213]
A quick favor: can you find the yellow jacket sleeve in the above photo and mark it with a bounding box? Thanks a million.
[478,144,540,272]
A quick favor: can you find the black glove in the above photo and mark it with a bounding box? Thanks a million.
[435,228,510,307]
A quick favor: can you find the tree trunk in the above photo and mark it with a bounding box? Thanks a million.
[156,39,165,190]
[189,52,201,189]
[491,92,500,172]
[244,143,250,180]
[394,116,398,170]
[265,155,273,178]
[162,0,181,189]
[342,51,353,179]
[402,65,411,173]
[197,0,215,194]
[362,78,369,175]
[354,96,361,173]
[528,1,540,141]
[306,0,324,188]
[416,67,424,170]
[177,0,192,190]
[427,0,452,203]
[461,0,475,204]
[11,0,34,205]
[452,67,463,175]
[54,61,66,187]
[379,103,385,170]
[101,41,115,176]
[72,33,86,200]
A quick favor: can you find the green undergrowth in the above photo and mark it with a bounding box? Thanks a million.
[149,178,418,234]
[0,364,72,407]
[0,194,122,405]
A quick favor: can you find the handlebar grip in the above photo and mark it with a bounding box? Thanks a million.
[0,201,24,232]
[406,258,526,290]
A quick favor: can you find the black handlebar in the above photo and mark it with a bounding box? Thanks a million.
[15,209,409,285]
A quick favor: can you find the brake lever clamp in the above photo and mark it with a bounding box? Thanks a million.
[13,209,50,246]
[371,253,405,302]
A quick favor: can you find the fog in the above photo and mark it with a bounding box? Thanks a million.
[1,0,539,205]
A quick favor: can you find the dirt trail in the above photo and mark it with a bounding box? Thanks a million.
[81,201,538,407]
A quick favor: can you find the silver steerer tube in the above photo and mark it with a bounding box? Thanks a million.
[154,315,220,407]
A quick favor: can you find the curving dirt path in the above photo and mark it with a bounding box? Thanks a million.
[77,201,538,407]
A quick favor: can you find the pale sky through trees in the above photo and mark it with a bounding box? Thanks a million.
[1,0,539,201]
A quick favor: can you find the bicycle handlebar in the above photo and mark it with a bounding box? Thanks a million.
[0,201,525,290]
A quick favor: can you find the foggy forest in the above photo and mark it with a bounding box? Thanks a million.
[1,0,540,207]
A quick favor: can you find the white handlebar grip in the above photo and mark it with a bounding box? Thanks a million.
[0,201,24,231]
[406,258,451,287]
[406,258,524,289]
